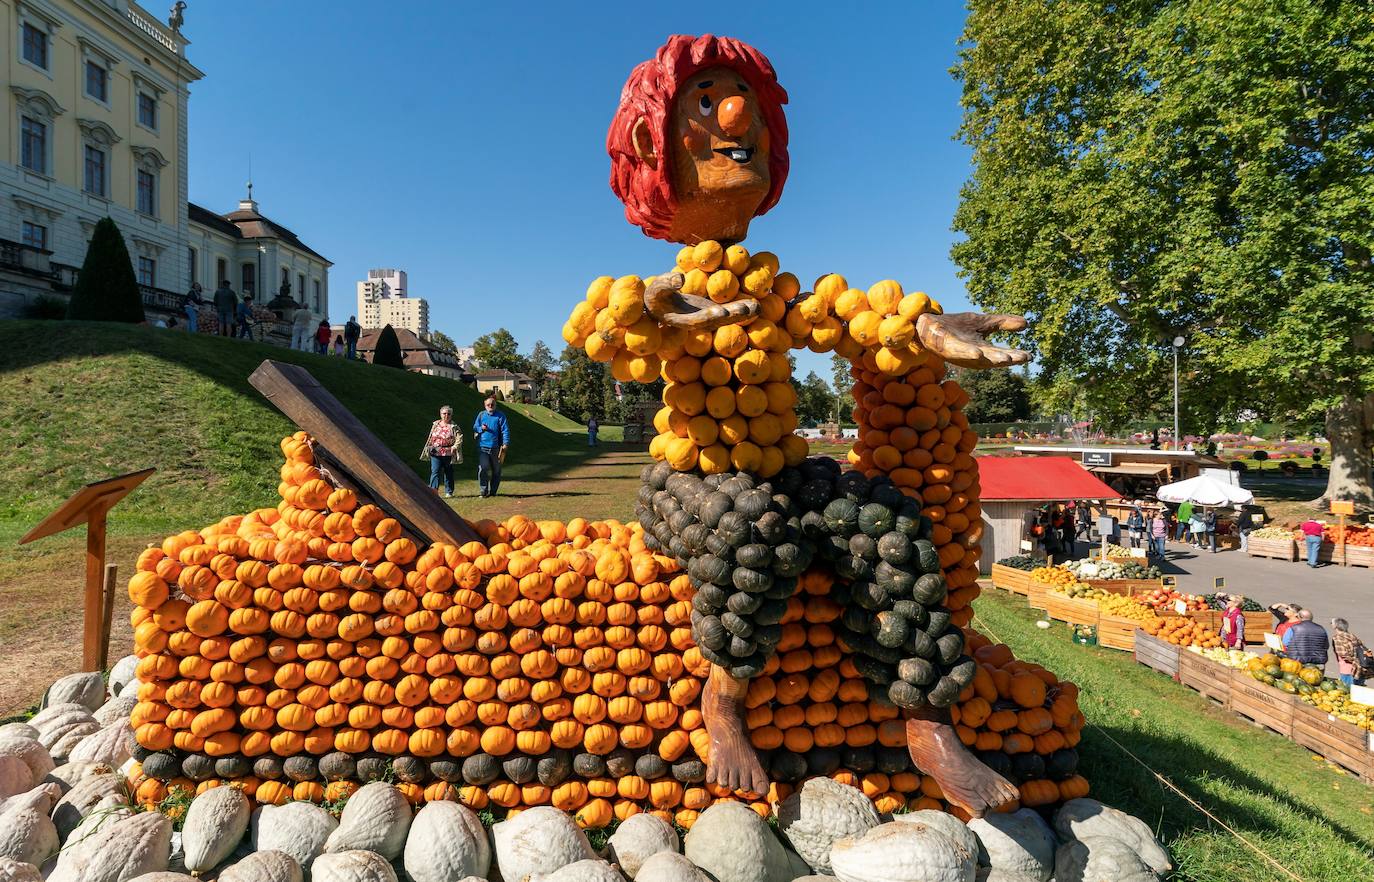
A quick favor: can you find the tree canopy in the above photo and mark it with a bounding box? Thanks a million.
[953,0,1374,502]
[66,217,144,323]
[473,328,528,373]
[425,330,459,353]
[953,367,1033,425]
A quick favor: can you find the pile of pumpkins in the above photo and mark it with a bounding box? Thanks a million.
[2,672,1172,882]
[112,432,1089,824]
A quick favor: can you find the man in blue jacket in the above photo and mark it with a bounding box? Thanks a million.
[473,396,510,497]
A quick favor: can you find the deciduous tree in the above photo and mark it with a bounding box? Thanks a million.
[953,0,1374,503]
[473,328,528,373]
[952,367,1033,425]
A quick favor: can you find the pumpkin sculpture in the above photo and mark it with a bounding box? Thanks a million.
[124,34,1089,828]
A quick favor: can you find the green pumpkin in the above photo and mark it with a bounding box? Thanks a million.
[877,531,913,565]
[897,656,937,686]
[858,502,897,538]
[823,498,861,535]
[872,610,910,648]
[914,539,940,573]
[887,680,926,709]
[912,573,948,605]
[927,674,963,707]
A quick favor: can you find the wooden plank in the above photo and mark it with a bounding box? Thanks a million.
[82,507,107,672]
[99,563,118,672]
[249,360,481,547]
[1245,537,1296,561]
[20,468,155,544]
[1133,631,1180,677]
[1290,703,1374,778]
[1097,614,1137,651]
[1084,578,1160,596]
[1026,579,1049,610]
[990,564,1031,595]
[1228,671,1295,737]
[1178,651,1231,706]
[1045,593,1100,626]
[1342,545,1374,569]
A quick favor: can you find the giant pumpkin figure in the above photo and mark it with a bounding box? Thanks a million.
[563,34,1029,814]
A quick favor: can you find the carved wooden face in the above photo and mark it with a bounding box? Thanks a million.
[637,66,772,245]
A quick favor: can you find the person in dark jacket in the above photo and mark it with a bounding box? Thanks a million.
[344,316,361,360]
[1235,505,1255,552]
[235,295,255,340]
[212,281,237,336]
[1282,609,1329,667]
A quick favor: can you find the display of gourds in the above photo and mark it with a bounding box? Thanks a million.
[1248,526,1295,540]
[123,430,1086,826]
[1141,617,1222,648]
[1202,594,1264,613]
[994,555,1038,571]
[1097,595,1158,622]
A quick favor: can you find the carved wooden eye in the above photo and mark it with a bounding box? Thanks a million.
[698,94,713,117]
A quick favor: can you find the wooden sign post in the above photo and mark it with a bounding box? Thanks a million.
[1331,500,1354,567]
[20,468,155,671]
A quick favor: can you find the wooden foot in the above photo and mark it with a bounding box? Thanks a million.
[906,711,1018,818]
[702,664,769,797]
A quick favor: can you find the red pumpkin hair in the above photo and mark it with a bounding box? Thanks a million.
[607,34,790,242]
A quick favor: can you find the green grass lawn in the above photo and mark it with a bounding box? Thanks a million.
[973,590,1374,882]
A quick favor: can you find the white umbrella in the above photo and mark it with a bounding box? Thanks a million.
[1155,474,1254,506]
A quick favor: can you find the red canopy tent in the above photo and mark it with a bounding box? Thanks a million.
[975,456,1121,571]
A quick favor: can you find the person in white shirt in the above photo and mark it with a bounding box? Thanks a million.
[291,300,313,352]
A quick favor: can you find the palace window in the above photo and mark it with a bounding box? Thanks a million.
[85,62,108,103]
[21,23,47,70]
[84,145,107,197]
[138,92,158,130]
[20,117,47,175]
[216,257,227,286]
[137,169,157,216]
[21,222,47,250]
[313,279,321,311]
[138,257,156,286]
[241,262,255,296]
[189,247,197,287]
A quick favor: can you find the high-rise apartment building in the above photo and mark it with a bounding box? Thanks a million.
[356,267,428,336]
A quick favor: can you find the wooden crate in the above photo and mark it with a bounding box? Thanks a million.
[1246,536,1296,561]
[1097,614,1138,651]
[1228,671,1296,737]
[1191,609,1222,631]
[1027,579,1050,611]
[1290,702,1374,779]
[1243,618,1270,645]
[1044,593,1100,626]
[1085,578,1162,596]
[1177,650,1231,706]
[1340,545,1374,569]
[1133,631,1180,677]
[990,564,1031,595]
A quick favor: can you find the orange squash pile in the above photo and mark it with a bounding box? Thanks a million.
[126,431,1087,826]
[1142,616,1222,648]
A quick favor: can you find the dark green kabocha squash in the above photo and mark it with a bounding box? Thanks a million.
[1045,748,1080,780]
[181,754,215,782]
[897,656,937,685]
[574,753,607,778]
[877,531,913,565]
[858,502,896,538]
[914,539,941,573]
[252,756,285,781]
[429,758,463,783]
[214,755,252,779]
[142,752,180,780]
[912,573,948,605]
[823,498,861,535]
[462,753,501,785]
[319,752,356,782]
[872,610,910,648]
[671,758,707,783]
[393,756,429,784]
[283,755,319,782]
[502,755,537,784]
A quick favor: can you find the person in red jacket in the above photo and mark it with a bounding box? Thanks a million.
[314,319,332,355]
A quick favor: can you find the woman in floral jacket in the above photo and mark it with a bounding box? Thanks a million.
[424,405,462,498]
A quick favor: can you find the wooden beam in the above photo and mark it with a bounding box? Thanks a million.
[83,507,107,672]
[99,563,118,672]
[249,360,481,546]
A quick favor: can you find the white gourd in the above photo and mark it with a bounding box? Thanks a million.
[52,772,127,842]
[25,703,87,729]
[403,800,491,882]
[829,821,976,882]
[1053,837,1160,882]
[251,801,339,869]
[529,858,625,882]
[1052,799,1171,874]
[44,760,114,794]
[181,784,250,874]
[33,710,96,741]
[216,850,304,882]
[492,805,596,882]
[0,857,43,881]
[682,801,791,882]
[61,803,134,855]
[48,809,171,882]
[0,783,61,866]
[127,874,197,881]
[892,811,980,863]
[93,695,139,728]
[323,782,412,861]
[108,656,139,697]
[311,850,400,882]
[120,678,143,698]
[967,809,1056,881]
[607,812,678,879]
[0,725,37,742]
[634,852,713,882]
[48,722,102,763]
[68,721,133,767]
[0,737,54,790]
[0,757,30,801]
[42,673,107,712]
[777,778,880,873]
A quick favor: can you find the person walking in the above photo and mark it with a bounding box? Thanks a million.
[1331,619,1370,687]
[291,301,313,352]
[1220,596,1246,649]
[586,416,599,447]
[213,280,236,337]
[1236,505,1254,552]
[183,282,203,333]
[1299,517,1325,567]
[1126,502,1145,550]
[1202,508,1217,553]
[344,316,361,360]
[423,405,462,498]
[333,334,345,356]
[1175,500,1193,543]
[1059,504,1076,558]
[1282,609,1329,667]
[1149,508,1168,558]
[235,295,255,340]
[473,396,510,498]
[1187,507,1205,549]
[315,319,332,355]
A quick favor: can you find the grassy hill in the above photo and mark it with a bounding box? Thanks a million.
[0,321,594,542]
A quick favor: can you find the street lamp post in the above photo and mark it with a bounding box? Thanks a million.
[1172,336,1184,449]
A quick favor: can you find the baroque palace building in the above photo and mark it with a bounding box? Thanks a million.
[0,0,330,319]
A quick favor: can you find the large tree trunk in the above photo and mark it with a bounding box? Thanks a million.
[1318,393,1374,507]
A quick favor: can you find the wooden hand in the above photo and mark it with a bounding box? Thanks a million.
[916,312,1031,369]
[645,272,759,331]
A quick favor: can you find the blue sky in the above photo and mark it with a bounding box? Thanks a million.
[185,1,975,382]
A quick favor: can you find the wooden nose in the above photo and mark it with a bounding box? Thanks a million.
[718,96,751,137]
